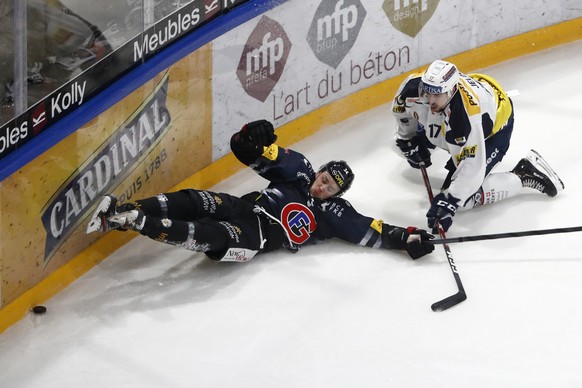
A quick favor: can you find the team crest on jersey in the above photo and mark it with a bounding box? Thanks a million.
[281,203,317,244]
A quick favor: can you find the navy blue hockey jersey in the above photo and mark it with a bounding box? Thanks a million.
[231,134,409,252]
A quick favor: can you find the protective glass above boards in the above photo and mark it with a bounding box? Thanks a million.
[0,0,249,162]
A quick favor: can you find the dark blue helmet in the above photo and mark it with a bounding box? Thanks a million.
[319,160,354,196]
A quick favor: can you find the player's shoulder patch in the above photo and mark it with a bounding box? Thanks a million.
[261,144,279,161]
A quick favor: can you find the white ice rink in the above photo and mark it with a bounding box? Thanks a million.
[1,40,581,388]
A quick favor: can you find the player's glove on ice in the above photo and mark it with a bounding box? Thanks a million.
[404,227,435,259]
[395,135,432,169]
[382,225,434,259]
[241,119,277,147]
[426,193,460,233]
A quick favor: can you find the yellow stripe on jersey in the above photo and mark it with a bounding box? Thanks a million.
[458,78,481,117]
[370,219,383,234]
[261,144,279,161]
[469,73,513,138]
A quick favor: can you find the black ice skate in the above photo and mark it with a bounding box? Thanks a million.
[512,149,564,197]
[107,209,146,232]
[86,195,119,233]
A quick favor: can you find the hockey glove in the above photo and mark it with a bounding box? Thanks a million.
[381,224,434,259]
[404,227,435,259]
[241,119,277,147]
[395,135,432,169]
[426,193,460,233]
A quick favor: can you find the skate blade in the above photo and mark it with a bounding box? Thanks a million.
[86,196,113,234]
[527,149,565,191]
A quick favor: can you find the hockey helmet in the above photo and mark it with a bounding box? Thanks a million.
[421,60,460,98]
[319,160,354,196]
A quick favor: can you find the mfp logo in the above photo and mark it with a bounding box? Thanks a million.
[383,0,440,38]
[237,15,292,102]
[306,0,367,69]
[281,203,317,245]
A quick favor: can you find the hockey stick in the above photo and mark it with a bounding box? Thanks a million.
[420,164,467,311]
[433,225,582,244]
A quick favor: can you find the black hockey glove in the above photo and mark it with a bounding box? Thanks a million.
[396,135,432,169]
[404,227,435,260]
[382,224,434,259]
[241,119,277,147]
[426,193,460,233]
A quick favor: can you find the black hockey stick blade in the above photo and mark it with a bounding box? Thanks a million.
[430,238,467,312]
[431,290,467,312]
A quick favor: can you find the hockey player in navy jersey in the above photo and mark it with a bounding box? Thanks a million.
[87,120,434,262]
[392,59,564,233]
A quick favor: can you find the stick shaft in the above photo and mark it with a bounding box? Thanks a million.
[433,226,582,244]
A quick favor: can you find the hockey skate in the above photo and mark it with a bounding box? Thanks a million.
[86,195,119,234]
[512,149,564,197]
[107,209,145,232]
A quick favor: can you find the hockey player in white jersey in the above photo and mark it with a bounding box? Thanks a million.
[391,59,564,233]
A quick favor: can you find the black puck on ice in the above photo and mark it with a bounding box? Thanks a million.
[31,305,47,315]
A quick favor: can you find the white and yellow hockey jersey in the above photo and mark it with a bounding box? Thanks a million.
[392,71,513,204]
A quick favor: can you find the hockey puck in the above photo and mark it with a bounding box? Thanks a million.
[31,305,47,315]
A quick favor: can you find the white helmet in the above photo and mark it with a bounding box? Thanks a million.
[421,60,459,97]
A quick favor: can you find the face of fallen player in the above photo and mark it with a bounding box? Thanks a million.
[309,171,341,199]
[426,91,451,113]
